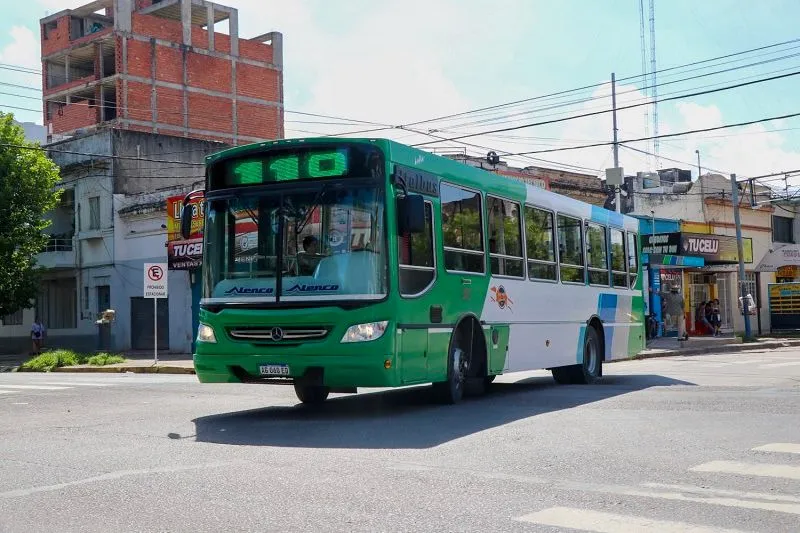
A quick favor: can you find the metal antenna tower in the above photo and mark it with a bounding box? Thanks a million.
[638,0,651,169]
[649,0,659,167]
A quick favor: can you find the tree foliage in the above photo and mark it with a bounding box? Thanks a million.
[0,113,61,317]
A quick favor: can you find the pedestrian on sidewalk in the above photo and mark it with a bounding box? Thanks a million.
[31,317,45,356]
[650,286,688,340]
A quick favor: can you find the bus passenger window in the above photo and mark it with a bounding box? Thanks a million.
[586,223,609,286]
[487,196,524,277]
[440,183,485,273]
[557,214,584,283]
[610,228,627,288]
[398,202,435,295]
[524,206,557,281]
[627,232,639,288]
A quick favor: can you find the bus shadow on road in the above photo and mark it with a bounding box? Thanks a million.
[190,373,694,449]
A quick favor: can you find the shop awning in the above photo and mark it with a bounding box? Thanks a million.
[643,254,705,268]
[754,244,800,272]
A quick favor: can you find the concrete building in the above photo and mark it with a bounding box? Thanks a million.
[0,129,228,354]
[40,0,284,145]
[629,172,775,336]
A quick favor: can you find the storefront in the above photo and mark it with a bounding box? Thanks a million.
[643,232,754,337]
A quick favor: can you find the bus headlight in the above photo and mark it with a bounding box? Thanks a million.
[197,324,217,343]
[341,321,388,343]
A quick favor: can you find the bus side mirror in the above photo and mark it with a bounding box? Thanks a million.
[397,194,425,234]
[180,189,205,239]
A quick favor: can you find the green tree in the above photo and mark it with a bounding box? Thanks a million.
[0,113,61,317]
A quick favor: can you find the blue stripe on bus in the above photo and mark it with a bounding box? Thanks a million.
[576,326,586,364]
[597,293,618,323]
[604,326,614,360]
[590,206,625,228]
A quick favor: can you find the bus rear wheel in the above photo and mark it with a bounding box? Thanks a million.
[294,384,330,404]
[552,326,602,385]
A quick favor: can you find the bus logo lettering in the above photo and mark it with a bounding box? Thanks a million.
[284,284,340,293]
[224,287,275,295]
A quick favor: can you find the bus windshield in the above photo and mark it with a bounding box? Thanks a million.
[203,182,387,302]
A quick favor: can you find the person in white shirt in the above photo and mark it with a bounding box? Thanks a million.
[31,317,45,355]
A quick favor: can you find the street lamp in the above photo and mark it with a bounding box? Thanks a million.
[695,149,702,179]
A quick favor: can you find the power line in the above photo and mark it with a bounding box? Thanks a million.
[413,69,800,147]
[0,142,206,166]
[504,111,800,158]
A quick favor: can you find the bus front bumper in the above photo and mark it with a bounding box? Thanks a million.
[192,351,400,389]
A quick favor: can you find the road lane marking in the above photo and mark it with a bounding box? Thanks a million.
[753,443,800,455]
[390,462,800,515]
[0,385,69,390]
[515,507,748,532]
[0,462,238,498]
[690,460,800,480]
[642,482,800,503]
[0,390,16,394]
[38,381,110,387]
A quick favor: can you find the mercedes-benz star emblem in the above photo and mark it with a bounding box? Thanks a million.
[270,327,284,341]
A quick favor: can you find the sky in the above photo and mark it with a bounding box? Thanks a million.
[2,0,800,189]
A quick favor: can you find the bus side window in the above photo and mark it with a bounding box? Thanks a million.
[398,202,435,296]
[440,183,485,274]
[610,228,627,288]
[627,232,639,288]
[487,196,524,278]
[524,205,557,281]
[557,214,585,284]
[586,222,609,286]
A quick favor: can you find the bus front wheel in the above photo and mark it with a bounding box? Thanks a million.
[552,326,602,385]
[294,384,330,404]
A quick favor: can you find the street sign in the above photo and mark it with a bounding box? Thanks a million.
[144,263,168,298]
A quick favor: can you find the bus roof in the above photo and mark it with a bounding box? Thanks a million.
[205,137,638,232]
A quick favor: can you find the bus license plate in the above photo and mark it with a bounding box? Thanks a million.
[259,364,290,376]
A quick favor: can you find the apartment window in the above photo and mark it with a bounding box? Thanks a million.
[440,183,484,273]
[524,206,557,281]
[487,196,524,277]
[398,202,435,295]
[772,215,794,244]
[96,285,111,314]
[586,223,610,286]
[557,214,585,283]
[83,287,90,311]
[37,278,77,329]
[88,196,100,230]
[627,232,639,288]
[1,309,24,326]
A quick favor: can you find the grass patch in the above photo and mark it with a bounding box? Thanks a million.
[21,350,126,372]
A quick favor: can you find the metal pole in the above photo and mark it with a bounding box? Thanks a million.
[611,73,621,213]
[695,149,701,179]
[730,173,752,340]
[154,297,158,364]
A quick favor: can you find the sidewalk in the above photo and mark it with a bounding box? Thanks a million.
[638,335,800,359]
[54,352,196,374]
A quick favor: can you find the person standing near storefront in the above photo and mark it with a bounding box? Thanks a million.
[650,286,688,340]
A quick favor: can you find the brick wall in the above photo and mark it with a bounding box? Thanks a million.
[186,53,231,93]
[41,16,70,57]
[132,13,182,43]
[155,45,182,84]
[126,81,152,122]
[188,93,232,132]
[236,63,279,101]
[237,103,280,139]
[50,100,98,134]
[155,86,184,127]
[127,39,152,78]
[239,40,273,63]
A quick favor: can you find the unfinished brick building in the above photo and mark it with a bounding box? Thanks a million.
[40,0,284,144]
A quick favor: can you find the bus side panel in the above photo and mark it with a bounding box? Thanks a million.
[506,323,586,372]
[426,329,452,383]
[486,324,510,374]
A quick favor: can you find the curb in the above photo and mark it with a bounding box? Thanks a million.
[631,339,800,360]
[52,365,196,374]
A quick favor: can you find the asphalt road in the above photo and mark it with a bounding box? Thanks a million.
[0,347,799,533]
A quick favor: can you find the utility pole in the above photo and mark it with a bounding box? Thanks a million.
[730,173,752,340]
[611,72,621,213]
[695,149,701,179]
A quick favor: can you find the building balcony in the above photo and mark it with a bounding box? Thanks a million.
[37,236,77,270]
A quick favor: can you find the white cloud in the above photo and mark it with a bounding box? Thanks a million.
[676,102,723,131]
[0,26,41,72]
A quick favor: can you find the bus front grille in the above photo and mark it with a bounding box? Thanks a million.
[227,327,329,342]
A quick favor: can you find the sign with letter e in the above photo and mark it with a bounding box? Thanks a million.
[144,263,168,298]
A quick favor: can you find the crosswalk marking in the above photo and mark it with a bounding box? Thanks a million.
[38,381,111,387]
[690,460,800,481]
[753,443,800,455]
[760,361,800,368]
[515,507,747,532]
[0,390,15,394]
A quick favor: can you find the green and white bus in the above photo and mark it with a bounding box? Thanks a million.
[181,138,645,404]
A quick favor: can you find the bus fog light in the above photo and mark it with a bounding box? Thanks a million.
[197,324,217,343]
[341,321,388,343]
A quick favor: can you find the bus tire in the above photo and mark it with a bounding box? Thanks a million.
[433,327,471,404]
[294,384,330,404]
[551,326,602,385]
